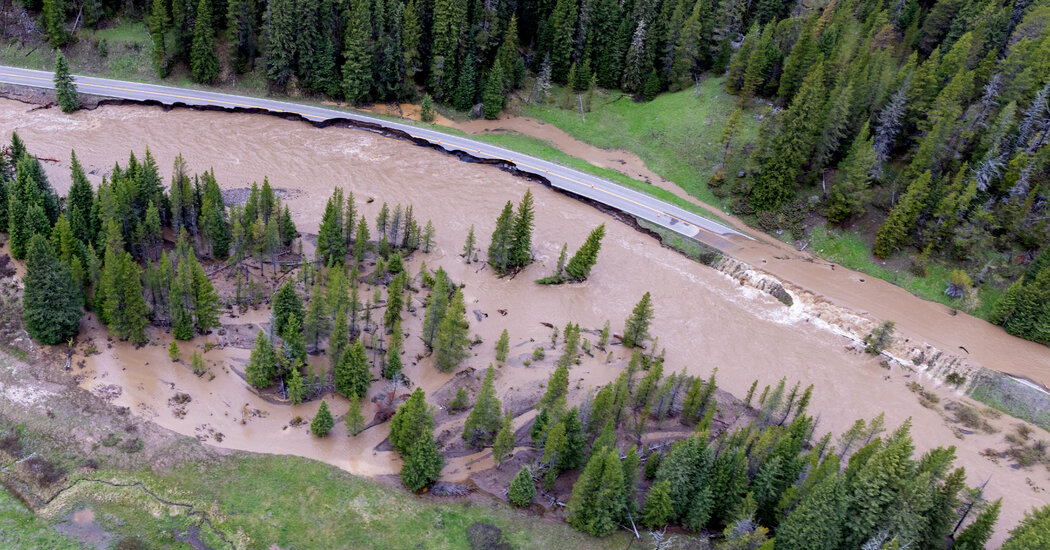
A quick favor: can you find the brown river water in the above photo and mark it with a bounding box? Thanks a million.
[2,98,1048,543]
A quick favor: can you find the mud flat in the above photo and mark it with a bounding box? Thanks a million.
[2,98,1049,543]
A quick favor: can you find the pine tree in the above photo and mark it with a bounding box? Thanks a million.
[482,62,505,119]
[345,397,366,435]
[384,272,404,329]
[642,479,674,528]
[827,122,876,224]
[953,498,1001,550]
[281,315,308,369]
[422,268,450,348]
[420,93,436,122]
[565,446,625,536]
[751,61,827,211]
[384,320,403,379]
[273,281,305,336]
[775,475,846,550]
[342,0,374,104]
[492,412,515,465]
[462,224,476,263]
[509,466,535,506]
[190,256,220,334]
[454,52,479,111]
[874,171,932,258]
[53,51,79,113]
[434,288,470,372]
[1001,504,1050,550]
[285,363,305,404]
[317,190,347,266]
[389,387,434,454]
[303,286,329,353]
[401,432,444,491]
[334,339,371,399]
[463,365,503,448]
[565,224,605,281]
[246,331,278,388]
[42,0,68,47]
[311,400,334,436]
[487,201,515,273]
[622,292,654,348]
[190,0,219,84]
[509,190,535,270]
[547,0,578,82]
[495,329,509,363]
[23,235,82,345]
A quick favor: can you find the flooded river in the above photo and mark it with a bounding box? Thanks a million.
[2,98,1048,543]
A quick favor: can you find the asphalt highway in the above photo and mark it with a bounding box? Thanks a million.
[0,65,749,241]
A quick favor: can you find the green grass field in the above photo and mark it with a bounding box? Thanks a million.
[521,78,759,207]
[41,454,628,550]
[0,486,84,549]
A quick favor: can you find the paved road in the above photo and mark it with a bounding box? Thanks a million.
[0,65,748,241]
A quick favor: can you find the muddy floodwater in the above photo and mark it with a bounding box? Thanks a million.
[3,98,1049,543]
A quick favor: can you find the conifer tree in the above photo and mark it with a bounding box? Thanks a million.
[827,122,876,224]
[422,268,450,348]
[565,224,605,281]
[341,0,373,104]
[1001,503,1050,550]
[495,329,509,363]
[509,466,535,506]
[401,431,443,491]
[273,281,304,336]
[463,364,502,448]
[285,362,305,404]
[65,155,91,241]
[389,387,434,454]
[311,400,334,436]
[190,256,220,334]
[303,285,329,353]
[384,320,403,379]
[42,0,68,47]
[462,224,476,263]
[565,446,625,536]
[509,190,535,270]
[190,0,219,84]
[334,339,371,399]
[751,61,826,211]
[281,315,308,370]
[384,273,404,329]
[345,397,366,435]
[775,475,846,550]
[642,479,674,528]
[246,330,278,388]
[622,292,654,348]
[953,498,1000,550]
[488,201,515,273]
[483,62,505,119]
[53,51,79,113]
[420,93,436,122]
[492,412,515,466]
[434,288,470,372]
[23,235,82,345]
[317,190,347,266]
[874,170,932,258]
